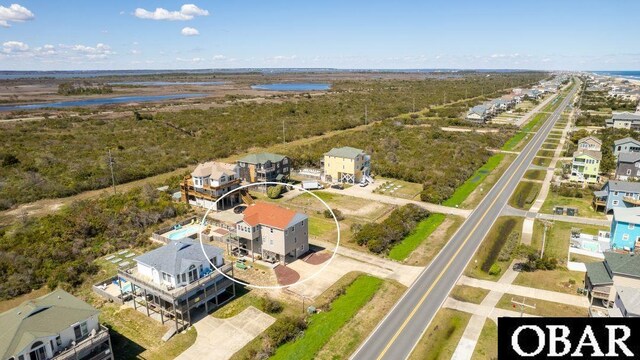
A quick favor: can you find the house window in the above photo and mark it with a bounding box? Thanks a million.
[270,239,273,245]
[623,234,630,241]
[613,200,619,206]
[182,273,186,283]
[614,191,619,196]
[630,224,635,230]
[270,228,274,233]
[73,321,88,340]
[188,265,198,283]
[28,341,46,360]
[627,169,632,175]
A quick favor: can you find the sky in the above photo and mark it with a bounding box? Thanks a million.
[0,0,639,71]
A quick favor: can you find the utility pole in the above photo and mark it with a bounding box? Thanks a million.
[443,92,446,104]
[108,149,116,195]
[412,97,415,112]
[511,297,536,317]
[540,219,553,258]
[282,119,286,145]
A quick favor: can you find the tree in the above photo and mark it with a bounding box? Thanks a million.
[267,185,283,199]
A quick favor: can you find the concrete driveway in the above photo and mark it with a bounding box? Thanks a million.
[176,306,275,360]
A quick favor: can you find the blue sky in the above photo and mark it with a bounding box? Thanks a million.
[0,0,639,71]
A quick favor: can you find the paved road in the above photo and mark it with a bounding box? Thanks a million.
[351,81,579,360]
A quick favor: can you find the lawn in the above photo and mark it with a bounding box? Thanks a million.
[570,253,603,264]
[496,293,588,317]
[537,149,555,157]
[308,214,337,238]
[408,309,471,360]
[532,156,552,167]
[514,269,586,295]
[508,181,542,210]
[443,153,505,207]
[461,154,516,209]
[405,215,464,266]
[471,319,497,360]
[466,216,523,281]
[449,285,489,304]
[373,177,423,200]
[523,170,547,181]
[287,191,393,222]
[540,190,607,219]
[531,220,609,265]
[315,279,406,360]
[272,275,383,360]
[388,213,446,261]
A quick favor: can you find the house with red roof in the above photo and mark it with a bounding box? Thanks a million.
[235,202,309,264]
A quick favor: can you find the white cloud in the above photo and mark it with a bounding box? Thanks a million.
[177,57,205,62]
[181,27,199,36]
[134,4,208,21]
[0,3,34,28]
[69,43,114,59]
[2,40,28,52]
[212,54,226,60]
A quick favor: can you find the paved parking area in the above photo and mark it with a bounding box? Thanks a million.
[176,306,275,360]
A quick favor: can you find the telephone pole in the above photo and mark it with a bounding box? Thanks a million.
[364,104,368,125]
[412,97,415,112]
[511,297,536,317]
[283,119,286,144]
[108,149,116,195]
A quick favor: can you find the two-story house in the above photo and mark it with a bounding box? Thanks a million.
[117,239,235,329]
[585,252,640,315]
[323,146,371,184]
[570,149,601,184]
[593,180,640,213]
[236,153,290,188]
[465,105,488,123]
[616,152,640,181]
[0,289,114,360]
[235,202,308,264]
[180,161,241,210]
[577,136,602,151]
[613,137,640,159]
[610,207,640,252]
[606,112,640,130]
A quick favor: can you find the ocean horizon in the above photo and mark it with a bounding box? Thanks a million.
[592,70,640,80]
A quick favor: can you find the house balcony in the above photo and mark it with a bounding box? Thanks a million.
[181,177,241,192]
[54,325,112,360]
[623,196,640,206]
[589,289,611,301]
[256,166,276,174]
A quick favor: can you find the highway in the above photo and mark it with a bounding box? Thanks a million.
[351,80,579,360]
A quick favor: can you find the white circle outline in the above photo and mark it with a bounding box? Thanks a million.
[197,181,340,289]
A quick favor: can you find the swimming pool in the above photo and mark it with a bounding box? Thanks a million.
[166,224,203,240]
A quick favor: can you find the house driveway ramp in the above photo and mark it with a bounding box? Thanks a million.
[176,306,275,360]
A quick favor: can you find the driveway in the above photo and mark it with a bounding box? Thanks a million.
[176,306,275,360]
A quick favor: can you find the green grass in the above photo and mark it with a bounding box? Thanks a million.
[271,275,383,360]
[540,190,607,219]
[532,156,552,167]
[472,319,497,360]
[308,215,336,237]
[388,214,446,261]
[508,181,542,210]
[502,112,549,151]
[443,154,505,207]
[523,170,547,181]
[514,269,587,295]
[466,216,523,280]
[496,293,587,317]
[537,149,555,157]
[449,285,489,304]
[408,309,471,360]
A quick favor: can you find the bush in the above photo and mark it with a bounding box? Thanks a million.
[265,316,307,348]
[481,218,518,272]
[323,208,344,221]
[261,296,284,314]
[498,231,520,262]
[0,153,20,167]
[267,185,284,199]
[489,263,502,275]
[352,204,430,254]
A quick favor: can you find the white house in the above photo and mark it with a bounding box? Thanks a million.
[180,161,242,210]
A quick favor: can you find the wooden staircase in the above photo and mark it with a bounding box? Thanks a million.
[240,189,254,205]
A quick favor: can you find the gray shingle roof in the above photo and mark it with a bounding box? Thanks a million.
[578,136,602,146]
[618,152,640,164]
[612,112,640,121]
[614,137,640,146]
[586,261,613,286]
[0,289,99,359]
[616,286,640,316]
[324,146,365,159]
[605,180,640,193]
[135,239,223,277]
[237,153,286,165]
[574,149,602,161]
[604,251,640,278]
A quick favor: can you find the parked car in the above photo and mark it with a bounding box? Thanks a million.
[512,262,525,272]
[359,181,368,187]
[233,205,247,214]
[301,180,323,191]
[330,183,344,190]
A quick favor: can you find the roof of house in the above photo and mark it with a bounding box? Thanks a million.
[612,112,640,121]
[191,161,237,178]
[614,137,640,147]
[468,105,487,116]
[618,152,640,164]
[237,153,286,165]
[613,207,640,225]
[578,136,602,145]
[134,239,223,276]
[240,202,307,230]
[573,149,602,161]
[616,286,640,316]
[585,261,613,286]
[324,146,365,159]
[604,180,640,193]
[0,289,100,359]
[604,252,640,278]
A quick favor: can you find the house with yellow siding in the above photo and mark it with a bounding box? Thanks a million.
[323,146,371,184]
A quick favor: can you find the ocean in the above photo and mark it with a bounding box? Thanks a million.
[592,71,640,80]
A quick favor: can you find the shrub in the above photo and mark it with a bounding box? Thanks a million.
[265,316,307,348]
[267,185,284,199]
[261,297,284,314]
[481,218,517,272]
[489,263,502,275]
[323,208,344,221]
[498,231,520,262]
[0,153,20,167]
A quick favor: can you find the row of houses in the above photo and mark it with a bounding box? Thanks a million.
[570,136,640,184]
[606,112,640,130]
[585,251,640,317]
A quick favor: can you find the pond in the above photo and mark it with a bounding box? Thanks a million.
[110,81,226,86]
[251,83,331,91]
[0,93,207,111]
